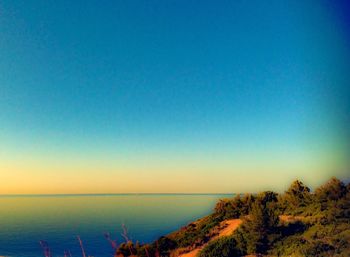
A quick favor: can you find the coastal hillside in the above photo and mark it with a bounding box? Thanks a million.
[115,177,350,257]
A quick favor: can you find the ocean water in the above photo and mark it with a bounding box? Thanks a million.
[0,194,230,257]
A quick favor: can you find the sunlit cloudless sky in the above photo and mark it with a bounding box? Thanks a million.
[0,0,349,194]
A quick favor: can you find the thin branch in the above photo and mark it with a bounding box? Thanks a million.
[121,223,129,242]
[121,224,134,255]
[77,236,87,257]
[104,232,118,250]
[39,240,52,257]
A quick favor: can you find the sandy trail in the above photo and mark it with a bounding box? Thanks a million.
[279,215,304,222]
[177,219,242,257]
[217,219,242,237]
[178,249,200,257]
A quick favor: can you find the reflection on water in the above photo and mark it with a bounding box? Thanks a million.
[0,194,230,257]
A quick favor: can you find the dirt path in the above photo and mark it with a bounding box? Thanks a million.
[178,249,201,257]
[177,219,242,257]
[279,215,304,223]
[217,219,242,237]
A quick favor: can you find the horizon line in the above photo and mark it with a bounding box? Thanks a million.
[0,193,236,197]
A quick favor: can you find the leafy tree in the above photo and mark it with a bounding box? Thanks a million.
[234,191,279,254]
[258,191,278,205]
[214,195,243,219]
[315,177,346,202]
[240,193,256,215]
[284,180,311,208]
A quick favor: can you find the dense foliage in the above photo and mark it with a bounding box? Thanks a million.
[198,236,243,257]
[199,177,350,257]
[116,177,350,257]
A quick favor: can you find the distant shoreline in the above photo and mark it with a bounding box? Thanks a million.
[0,193,235,197]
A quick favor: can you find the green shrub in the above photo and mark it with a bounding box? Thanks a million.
[279,180,311,214]
[214,196,242,219]
[198,236,243,257]
[214,194,256,220]
[270,235,335,257]
[169,214,221,248]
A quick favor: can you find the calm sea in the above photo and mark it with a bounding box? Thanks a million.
[0,194,230,257]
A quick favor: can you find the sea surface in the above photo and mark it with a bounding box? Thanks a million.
[0,194,230,257]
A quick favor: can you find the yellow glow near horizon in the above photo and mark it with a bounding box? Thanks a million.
[0,146,347,194]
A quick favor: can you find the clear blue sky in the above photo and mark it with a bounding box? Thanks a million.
[0,0,349,193]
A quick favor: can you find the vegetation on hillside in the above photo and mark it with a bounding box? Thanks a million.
[114,177,349,257]
[199,177,350,257]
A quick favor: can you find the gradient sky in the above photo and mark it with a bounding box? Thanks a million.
[0,0,349,194]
